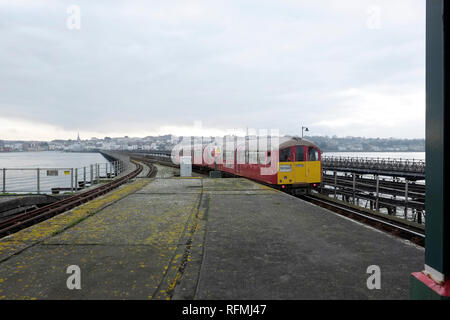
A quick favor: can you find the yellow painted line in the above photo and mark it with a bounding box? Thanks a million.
[155,194,204,300]
[0,178,150,261]
[258,183,282,192]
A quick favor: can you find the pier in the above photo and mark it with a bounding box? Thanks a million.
[0,0,449,301]
[0,160,423,299]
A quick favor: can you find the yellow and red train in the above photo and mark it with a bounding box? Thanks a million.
[177,137,322,195]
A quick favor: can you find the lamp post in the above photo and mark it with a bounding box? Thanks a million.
[302,126,309,138]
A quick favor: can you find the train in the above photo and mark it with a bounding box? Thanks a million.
[174,136,322,195]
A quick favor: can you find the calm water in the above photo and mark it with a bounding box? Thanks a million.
[323,152,425,160]
[0,151,107,168]
[0,152,109,193]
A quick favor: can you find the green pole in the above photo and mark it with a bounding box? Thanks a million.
[411,0,450,299]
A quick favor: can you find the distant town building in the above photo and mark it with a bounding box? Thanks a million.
[0,135,425,153]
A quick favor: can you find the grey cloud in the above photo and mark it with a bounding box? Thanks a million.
[0,0,426,139]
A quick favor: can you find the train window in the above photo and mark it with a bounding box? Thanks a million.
[256,151,271,165]
[296,146,305,162]
[249,152,257,164]
[307,147,319,161]
[237,148,245,164]
[279,148,291,162]
[225,151,234,164]
[258,151,267,164]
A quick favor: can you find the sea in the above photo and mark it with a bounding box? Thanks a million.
[0,151,107,169]
[0,151,109,193]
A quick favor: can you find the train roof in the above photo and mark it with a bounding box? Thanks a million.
[279,137,319,149]
[180,136,320,151]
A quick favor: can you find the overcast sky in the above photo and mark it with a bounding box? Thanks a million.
[0,0,425,141]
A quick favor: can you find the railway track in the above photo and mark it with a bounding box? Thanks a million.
[299,194,425,247]
[145,163,158,178]
[0,159,149,239]
[129,156,159,178]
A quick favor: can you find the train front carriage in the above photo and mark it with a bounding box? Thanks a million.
[277,138,322,195]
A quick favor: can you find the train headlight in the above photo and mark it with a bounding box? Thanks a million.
[279,165,292,172]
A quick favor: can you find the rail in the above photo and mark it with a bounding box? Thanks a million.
[0,160,144,238]
[0,161,126,194]
[320,170,425,225]
[322,156,425,175]
[300,194,425,247]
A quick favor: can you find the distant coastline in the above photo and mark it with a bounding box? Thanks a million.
[1,135,425,153]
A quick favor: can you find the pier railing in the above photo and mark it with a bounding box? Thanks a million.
[0,160,125,194]
[322,156,425,179]
[320,156,426,225]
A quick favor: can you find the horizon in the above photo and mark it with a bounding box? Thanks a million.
[0,134,426,143]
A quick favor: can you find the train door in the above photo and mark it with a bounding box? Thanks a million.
[293,146,307,183]
[306,147,321,183]
[278,147,294,185]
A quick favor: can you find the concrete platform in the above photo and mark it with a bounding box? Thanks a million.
[194,191,423,300]
[0,165,423,300]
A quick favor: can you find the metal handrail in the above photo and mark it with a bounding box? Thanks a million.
[322,156,425,173]
[0,161,125,194]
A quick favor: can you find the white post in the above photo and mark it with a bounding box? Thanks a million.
[37,168,40,194]
[71,168,74,192]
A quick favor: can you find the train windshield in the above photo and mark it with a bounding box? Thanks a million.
[295,146,305,162]
[307,147,319,161]
[279,148,291,162]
